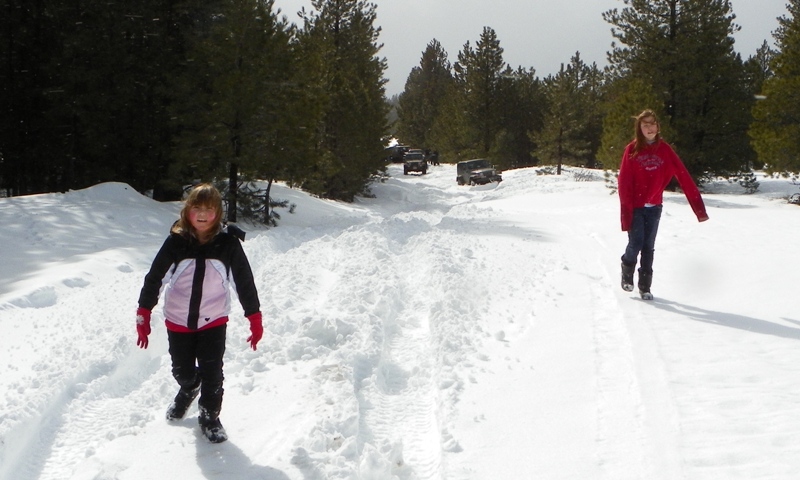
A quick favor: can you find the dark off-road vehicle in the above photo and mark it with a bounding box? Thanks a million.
[456,159,502,185]
[403,151,428,175]
[384,144,410,163]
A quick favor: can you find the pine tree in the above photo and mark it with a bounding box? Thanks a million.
[66,0,183,195]
[296,0,389,201]
[533,53,605,173]
[744,41,775,97]
[427,79,475,161]
[742,41,775,170]
[455,27,506,156]
[396,39,453,149]
[597,76,665,171]
[1,0,179,195]
[0,0,62,195]
[491,66,544,169]
[604,0,754,178]
[169,0,298,220]
[750,0,800,173]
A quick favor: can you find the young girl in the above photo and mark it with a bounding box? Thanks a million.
[136,183,262,443]
[618,109,709,300]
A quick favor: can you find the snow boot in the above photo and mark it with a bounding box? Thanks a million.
[638,269,653,300]
[199,406,228,443]
[166,378,201,421]
[621,261,635,292]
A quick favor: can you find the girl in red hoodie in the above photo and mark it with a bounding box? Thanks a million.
[618,109,709,299]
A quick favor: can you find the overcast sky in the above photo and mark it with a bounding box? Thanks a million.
[272,0,790,97]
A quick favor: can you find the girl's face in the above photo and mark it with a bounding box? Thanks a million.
[640,117,659,142]
[188,205,217,234]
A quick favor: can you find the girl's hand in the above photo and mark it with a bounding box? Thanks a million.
[136,308,151,349]
[247,312,263,350]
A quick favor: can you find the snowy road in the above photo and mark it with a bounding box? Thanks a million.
[2,163,800,479]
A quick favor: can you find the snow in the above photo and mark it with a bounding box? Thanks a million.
[1,164,800,480]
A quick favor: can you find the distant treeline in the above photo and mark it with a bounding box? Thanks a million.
[1,0,388,210]
[394,1,800,181]
[3,0,800,214]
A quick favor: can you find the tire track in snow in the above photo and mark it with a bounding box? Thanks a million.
[34,351,167,480]
[353,219,458,480]
[0,332,166,480]
[538,220,653,479]
[355,206,501,479]
[269,216,447,479]
[588,270,652,479]
[0,272,168,480]
[584,230,685,480]
[358,306,442,479]
[283,190,480,478]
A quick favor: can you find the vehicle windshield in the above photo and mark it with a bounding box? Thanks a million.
[466,160,490,169]
[405,153,424,160]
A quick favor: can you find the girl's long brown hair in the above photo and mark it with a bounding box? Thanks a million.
[632,109,661,156]
[171,183,223,243]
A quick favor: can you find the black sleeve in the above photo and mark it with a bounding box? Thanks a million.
[228,237,261,317]
[138,236,176,310]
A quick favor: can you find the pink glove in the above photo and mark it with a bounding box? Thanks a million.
[247,312,263,350]
[136,308,151,349]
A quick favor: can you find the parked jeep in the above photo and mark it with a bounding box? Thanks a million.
[456,159,502,185]
[384,144,409,163]
[403,151,427,175]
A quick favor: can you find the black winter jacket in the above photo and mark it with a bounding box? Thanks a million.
[138,230,260,331]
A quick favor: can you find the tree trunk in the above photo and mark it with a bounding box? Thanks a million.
[264,178,274,224]
[227,162,238,223]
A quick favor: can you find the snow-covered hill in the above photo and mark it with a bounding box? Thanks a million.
[1,164,799,480]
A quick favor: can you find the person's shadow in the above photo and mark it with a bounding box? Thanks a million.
[650,298,800,341]
[172,421,293,479]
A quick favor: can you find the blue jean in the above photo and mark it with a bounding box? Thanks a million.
[622,205,662,274]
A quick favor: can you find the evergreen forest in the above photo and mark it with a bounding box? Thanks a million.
[3,0,800,221]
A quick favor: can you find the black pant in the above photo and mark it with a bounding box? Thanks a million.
[167,324,227,418]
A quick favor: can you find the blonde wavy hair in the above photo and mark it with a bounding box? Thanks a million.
[172,183,223,243]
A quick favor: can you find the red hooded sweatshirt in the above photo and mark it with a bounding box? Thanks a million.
[618,139,709,231]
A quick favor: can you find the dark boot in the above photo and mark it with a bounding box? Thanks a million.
[199,406,228,443]
[638,269,653,300]
[166,377,201,421]
[621,261,635,292]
